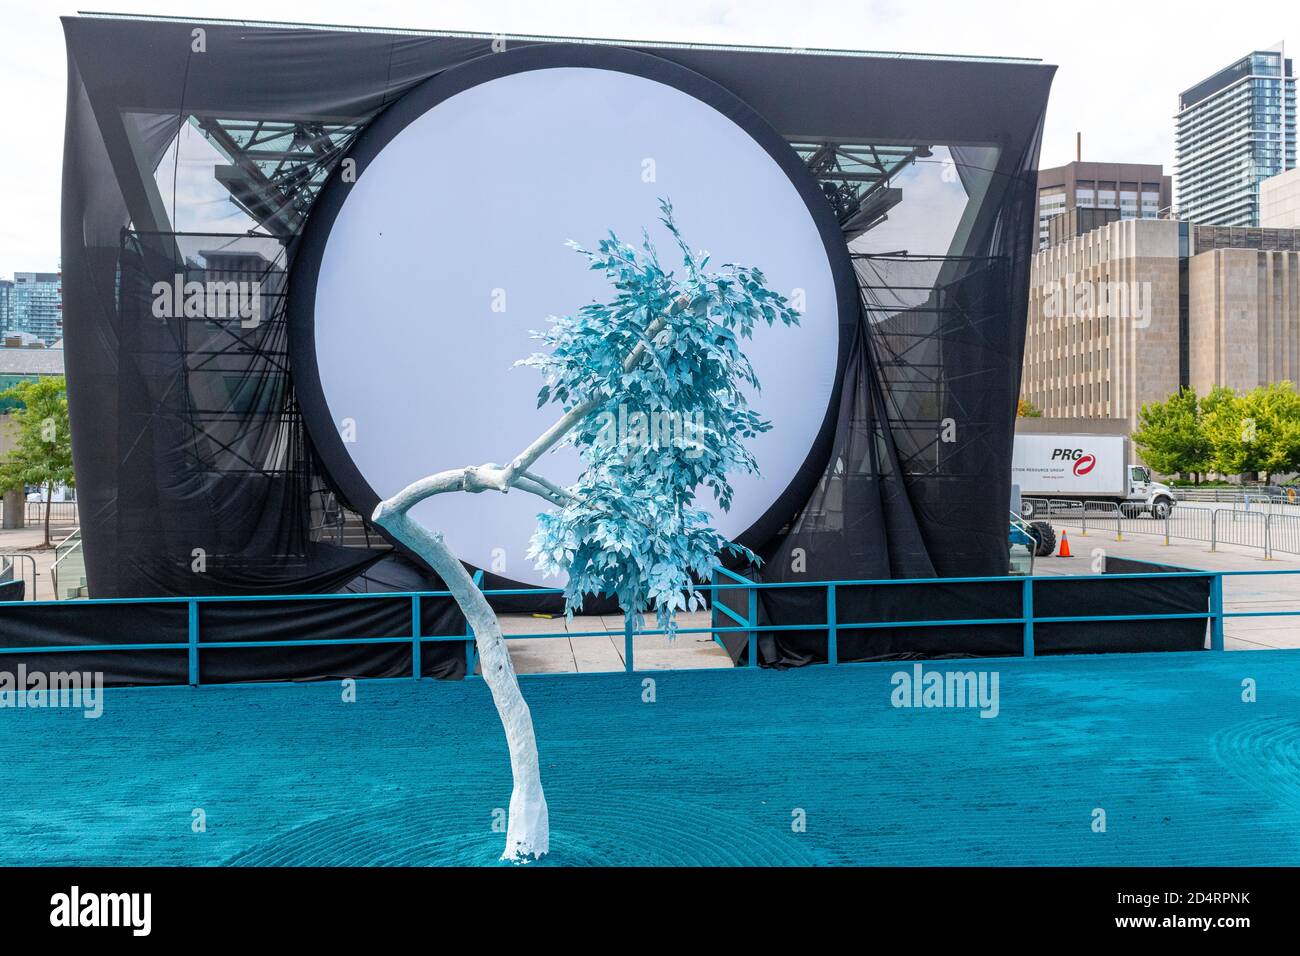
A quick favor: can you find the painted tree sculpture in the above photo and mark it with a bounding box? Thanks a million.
[372,202,800,861]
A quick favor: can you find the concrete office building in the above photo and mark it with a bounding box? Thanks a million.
[1021,217,1300,436]
[1188,228,1300,394]
[1175,46,1296,227]
[1035,161,1171,250]
[1023,218,1181,428]
[1261,166,1300,228]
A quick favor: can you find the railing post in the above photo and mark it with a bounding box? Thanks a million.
[826,584,838,666]
[1163,510,1170,546]
[1209,574,1225,651]
[1265,514,1273,561]
[411,594,422,680]
[1021,577,1035,658]
[466,570,484,677]
[746,584,759,668]
[1210,508,1217,552]
[464,610,476,678]
[624,615,634,673]
[187,600,199,687]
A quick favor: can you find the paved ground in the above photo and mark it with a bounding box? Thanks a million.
[1038,523,1300,650]
[495,609,730,674]
[2,650,1298,866]
[0,524,76,602]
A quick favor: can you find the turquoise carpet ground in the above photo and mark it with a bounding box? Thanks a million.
[2,651,1298,865]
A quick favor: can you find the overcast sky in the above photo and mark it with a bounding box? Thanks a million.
[1,0,1297,273]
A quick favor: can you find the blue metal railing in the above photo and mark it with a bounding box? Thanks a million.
[1,566,1298,685]
[711,565,1273,661]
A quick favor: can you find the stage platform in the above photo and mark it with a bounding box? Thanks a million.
[2,649,1298,866]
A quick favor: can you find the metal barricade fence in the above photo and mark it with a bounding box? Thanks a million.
[1172,485,1283,504]
[1267,511,1300,557]
[1,500,80,526]
[1045,499,1124,541]
[0,554,38,600]
[1020,497,1051,519]
[1214,508,1270,556]
[1234,496,1300,515]
[1039,498,1300,557]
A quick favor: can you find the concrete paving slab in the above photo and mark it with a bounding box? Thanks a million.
[568,635,624,672]
[503,636,576,674]
[497,613,568,636]
[631,635,733,670]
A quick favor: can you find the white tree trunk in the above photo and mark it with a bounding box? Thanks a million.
[361,303,686,860]
[373,506,549,861]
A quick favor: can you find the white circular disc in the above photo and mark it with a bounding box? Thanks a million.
[311,65,840,585]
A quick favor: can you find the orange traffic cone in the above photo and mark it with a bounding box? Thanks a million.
[1058,530,1072,558]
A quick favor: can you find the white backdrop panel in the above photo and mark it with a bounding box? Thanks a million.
[313,66,839,585]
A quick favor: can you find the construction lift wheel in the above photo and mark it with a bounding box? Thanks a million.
[1027,521,1056,558]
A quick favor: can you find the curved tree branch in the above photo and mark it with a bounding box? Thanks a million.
[366,291,688,862]
[501,304,680,485]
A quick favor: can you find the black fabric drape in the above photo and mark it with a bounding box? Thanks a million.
[0,591,467,687]
[747,114,1045,667]
[715,565,1210,667]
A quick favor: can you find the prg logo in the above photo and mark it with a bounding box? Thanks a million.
[1050,447,1097,477]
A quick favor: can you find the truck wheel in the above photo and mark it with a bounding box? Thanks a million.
[1150,499,1172,520]
[1028,521,1056,557]
[1020,500,1037,519]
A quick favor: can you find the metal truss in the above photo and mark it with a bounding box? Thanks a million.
[791,141,933,240]
[118,230,387,551]
[191,116,365,236]
[853,253,1008,480]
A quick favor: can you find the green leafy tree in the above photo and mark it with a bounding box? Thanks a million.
[1240,382,1300,483]
[1132,387,1212,481]
[0,376,75,547]
[1016,397,1042,418]
[1202,387,1254,478]
[1201,382,1300,483]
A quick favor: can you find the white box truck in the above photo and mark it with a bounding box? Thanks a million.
[1012,433,1175,519]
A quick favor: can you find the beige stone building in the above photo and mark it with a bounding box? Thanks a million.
[1261,167,1300,229]
[1021,217,1300,433]
[1022,217,1181,426]
[1188,247,1300,393]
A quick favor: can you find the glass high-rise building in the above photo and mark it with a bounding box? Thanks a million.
[1175,46,1297,226]
[7,272,63,343]
[0,279,12,333]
